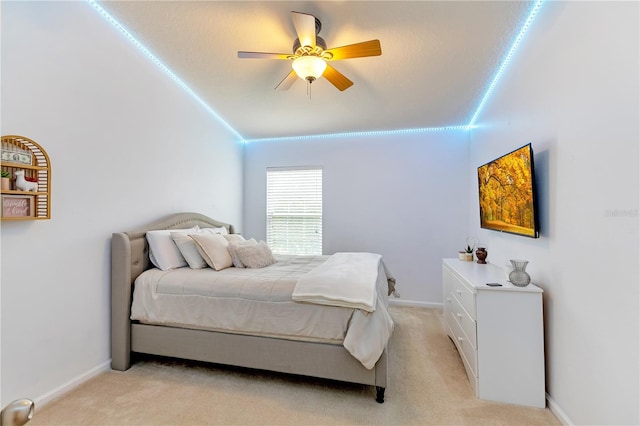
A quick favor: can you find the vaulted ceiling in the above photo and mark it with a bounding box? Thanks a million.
[95,1,536,141]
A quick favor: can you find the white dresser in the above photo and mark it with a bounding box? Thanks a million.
[442,258,545,408]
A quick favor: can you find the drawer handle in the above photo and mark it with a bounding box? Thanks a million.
[456,313,462,319]
[446,298,452,303]
[457,337,464,342]
[457,290,462,295]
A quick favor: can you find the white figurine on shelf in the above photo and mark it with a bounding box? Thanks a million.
[14,170,38,192]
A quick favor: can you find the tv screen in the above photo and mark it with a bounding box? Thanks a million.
[477,143,539,238]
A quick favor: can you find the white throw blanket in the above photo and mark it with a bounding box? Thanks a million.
[292,252,381,313]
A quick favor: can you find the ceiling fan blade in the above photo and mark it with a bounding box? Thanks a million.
[238,51,292,60]
[323,65,353,91]
[275,70,298,91]
[324,40,382,61]
[291,11,316,50]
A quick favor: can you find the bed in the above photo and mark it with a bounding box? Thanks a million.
[111,212,394,402]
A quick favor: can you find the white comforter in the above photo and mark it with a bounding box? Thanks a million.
[292,252,380,312]
[131,255,394,369]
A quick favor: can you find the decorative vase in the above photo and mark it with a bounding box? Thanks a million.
[464,252,473,262]
[476,247,487,264]
[509,259,531,287]
[458,251,466,261]
[1,177,10,191]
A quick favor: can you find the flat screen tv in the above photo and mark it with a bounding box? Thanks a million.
[477,143,539,238]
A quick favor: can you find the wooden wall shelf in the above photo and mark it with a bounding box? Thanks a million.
[1,135,51,220]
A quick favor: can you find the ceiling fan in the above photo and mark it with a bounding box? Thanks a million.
[238,11,382,92]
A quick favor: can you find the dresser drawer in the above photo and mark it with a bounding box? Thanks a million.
[443,267,454,295]
[448,310,478,378]
[444,264,476,319]
[450,293,477,348]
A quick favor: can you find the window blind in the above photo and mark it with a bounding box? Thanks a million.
[266,167,322,255]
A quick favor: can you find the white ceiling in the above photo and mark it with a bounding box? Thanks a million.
[96,1,534,141]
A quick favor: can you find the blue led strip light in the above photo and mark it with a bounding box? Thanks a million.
[247,0,544,143]
[244,125,470,144]
[86,0,245,142]
[467,0,544,128]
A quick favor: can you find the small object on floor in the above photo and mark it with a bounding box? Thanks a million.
[1,399,35,426]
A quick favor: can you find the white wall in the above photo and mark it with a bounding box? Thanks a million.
[244,132,469,304]
[3,2,637,424]
[467,2,639,424]
[0,1,243,406]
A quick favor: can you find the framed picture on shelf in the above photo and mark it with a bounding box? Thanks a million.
[1,194,35,218]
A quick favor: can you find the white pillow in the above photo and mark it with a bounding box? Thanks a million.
[201,226,229,236]
[224,234,245,243]
[146,226,199,270]
[171,232,208,269]
[234,241,276,269]
[190,233,233,271]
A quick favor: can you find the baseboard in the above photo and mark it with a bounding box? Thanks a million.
[546,393,573,425]
[35,360,111,408]
[389,299,443,309]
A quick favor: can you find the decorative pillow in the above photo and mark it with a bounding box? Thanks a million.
[224,234,245,243]
[200,226,229,236]
[227,237,257,268]
[146,226,199,271]
[234,241,276,269]
[171,232,208,269]
[190,233,233,271]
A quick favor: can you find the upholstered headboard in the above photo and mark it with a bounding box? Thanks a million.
[111,212,235,370]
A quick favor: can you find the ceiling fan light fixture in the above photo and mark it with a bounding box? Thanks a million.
[238,11,381,91]
[292,55,327,82]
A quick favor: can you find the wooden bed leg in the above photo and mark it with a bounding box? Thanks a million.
[375,386,385,403]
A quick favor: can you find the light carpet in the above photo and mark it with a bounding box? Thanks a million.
[29,306,559,425]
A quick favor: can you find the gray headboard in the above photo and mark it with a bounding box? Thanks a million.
[110,212,235,370]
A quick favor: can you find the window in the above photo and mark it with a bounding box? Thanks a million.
[266,167,322,255]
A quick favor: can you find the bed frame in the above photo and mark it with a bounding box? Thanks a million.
[111,212,388,402]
